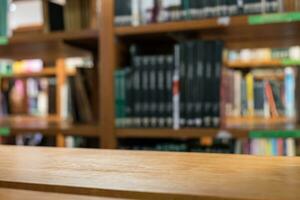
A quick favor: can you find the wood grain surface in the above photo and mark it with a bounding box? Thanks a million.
[0,188,124,200]
[0,146,299,200]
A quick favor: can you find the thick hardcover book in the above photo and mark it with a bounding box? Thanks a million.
[194,41,204,127]
[115,0,132,26]
[125,68,134,127]
[203,41,213,127]
[179,43,187,127]
[132,56,142,127]
[141,56,150,127]
[48,1,64,31]
[166,55,174,128]
[157,56,166,127]
[149,56,158,127]
[185,41,195,127]
[212,41,223,127]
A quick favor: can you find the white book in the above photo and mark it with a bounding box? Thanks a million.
[132,0,140,26]
[233,71,242,117]
[286,138,296,157]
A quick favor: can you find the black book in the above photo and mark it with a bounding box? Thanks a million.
[237,0,244,14]
[179,43,187,127]
[115,0,132,26]
[254,80,265,116]
[157,56,166,127]
[195,41,205,127]
[132,56,142,127]
[185,41,195,127]
[125,68,134,127]
[228,0,239,16]
[141,56,150,128]
[166,55,174,128]
[48,78,56,115]
[203,41,213,127]
[47,1,64,31]
[212,41,223,128]
[149,56,158,128]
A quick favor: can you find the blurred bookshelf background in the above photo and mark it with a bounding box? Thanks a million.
[1,0,300,156]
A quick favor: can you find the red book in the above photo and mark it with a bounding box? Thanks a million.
[265,81,279,117]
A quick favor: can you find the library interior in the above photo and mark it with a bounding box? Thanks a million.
[0,0,300,199]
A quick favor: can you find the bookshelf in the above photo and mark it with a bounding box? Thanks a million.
[0,0,101,147]
[108,2,300,149]
[2,0,300,150]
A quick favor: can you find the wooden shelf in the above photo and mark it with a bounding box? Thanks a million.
[116,117,296,139]
[225,60,283,68]
[0,116,99,137]
[115,16,248,36]
[116,128,248,139]
[8,29,99,45]
[0,29,99,60]
[0,68,76,79]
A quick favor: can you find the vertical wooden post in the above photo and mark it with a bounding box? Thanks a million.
[55,58,66,147]
[99,0,117,148]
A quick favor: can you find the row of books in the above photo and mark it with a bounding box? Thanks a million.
[0,0,8,37]
[0,59,43,75]
[0,78,56,117]
[115,55,174,128]
[235,138,299,156]
[115,40,223,129]
[119,138,235,153]
[223,68,296,118]
[115,0,284,26]
[227,46,300,62]
[119,136,300,156]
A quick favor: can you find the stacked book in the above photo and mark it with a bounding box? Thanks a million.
[223,68,296,119]
[115,40,223,129]
[227,46,300,63]
[115,0,285,26]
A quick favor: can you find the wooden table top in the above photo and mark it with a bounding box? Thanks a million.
[0,188,123,200]
[0,146,299,200]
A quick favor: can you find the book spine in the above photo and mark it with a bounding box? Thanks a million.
[132,0,140,26]
[157,56,166,127]
[114,70,121,127]
[141,57,149,127]
[203,41,212,127]
[185,41,194,127]
[195,41,204,127]
[166,55,174,128]
[212,41,223,127]
[132,56,142,127]
[246,72,254,117]
[149,56,158,127]
[125,68,133,127]
[284,67,296,118]
[173,45,181,130]
[265,80,279,117]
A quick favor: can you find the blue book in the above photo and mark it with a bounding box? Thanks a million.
[284,68,295,118]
